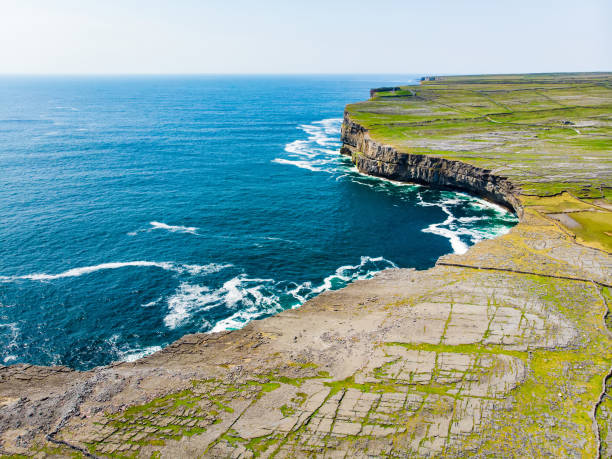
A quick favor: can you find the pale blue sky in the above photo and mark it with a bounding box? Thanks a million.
[0,0,609,74]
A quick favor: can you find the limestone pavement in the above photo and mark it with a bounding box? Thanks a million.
[1,73,611,458]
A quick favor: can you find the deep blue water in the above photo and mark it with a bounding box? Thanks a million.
[0,76,517,369]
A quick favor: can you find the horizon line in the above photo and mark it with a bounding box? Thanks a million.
[0,70,610,78]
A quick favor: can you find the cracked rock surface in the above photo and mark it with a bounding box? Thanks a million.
[1,73,611,458]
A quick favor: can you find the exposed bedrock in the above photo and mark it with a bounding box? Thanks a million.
[340,112,522,216]
[1,74,611,458]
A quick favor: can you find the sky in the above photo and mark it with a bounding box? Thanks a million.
[0,0,610,75]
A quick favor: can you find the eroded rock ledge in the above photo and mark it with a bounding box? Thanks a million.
[340,112,522,215]
[1,73,611,458]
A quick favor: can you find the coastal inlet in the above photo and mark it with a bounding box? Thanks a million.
[0,76,517,369]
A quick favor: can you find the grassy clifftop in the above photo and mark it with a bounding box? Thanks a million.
[340,73,612,457]
[347,73,612,252]
[1,74,611,458]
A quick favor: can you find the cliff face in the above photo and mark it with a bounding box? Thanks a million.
[340,112,522,215]
[0,74,611,459]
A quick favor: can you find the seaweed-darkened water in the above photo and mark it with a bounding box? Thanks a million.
[0,76,517,369]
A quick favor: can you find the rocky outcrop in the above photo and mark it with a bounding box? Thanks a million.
[340,112,522,215]
[1,74,610,458]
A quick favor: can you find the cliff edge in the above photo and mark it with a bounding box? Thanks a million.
[1,73,611,458]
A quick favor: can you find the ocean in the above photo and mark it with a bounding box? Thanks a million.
[0,75,517,369]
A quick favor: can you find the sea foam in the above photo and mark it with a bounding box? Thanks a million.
[129,221,199,236]
[149,221,199,234]
[162,255,397,334]
[417,192,516,254]
[0,261,231,282]
[273,118,343,174]
[164,283,222,329]
[120,346,162,363]
[0,322,20,364]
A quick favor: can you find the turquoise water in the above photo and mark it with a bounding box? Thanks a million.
[0,76,517,369]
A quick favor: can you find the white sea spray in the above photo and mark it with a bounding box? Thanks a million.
[0,261,231,282]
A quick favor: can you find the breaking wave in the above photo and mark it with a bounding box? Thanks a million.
[105,334,162,363]
[418,192,515,254]
[275,117,517,255]
[272,118,344,174]
[0,78,518,370]
[149,221,198,234]
[0,322,20,364]
[164,255,397,333]
[0,261,231,282]
[128,221,199,236]
[120,345,163,363]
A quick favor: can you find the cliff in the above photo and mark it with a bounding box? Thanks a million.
[1,73,611,458]
[340,112,522,214]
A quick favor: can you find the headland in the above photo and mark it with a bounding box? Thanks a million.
[1,73,611,458]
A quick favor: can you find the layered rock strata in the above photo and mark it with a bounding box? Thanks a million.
[340,113,522,214]
[1,73,611,458]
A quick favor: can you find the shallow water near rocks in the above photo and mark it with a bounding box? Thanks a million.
[0,76,518,369]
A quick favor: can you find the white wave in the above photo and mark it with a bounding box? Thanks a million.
[277,117,421,192]
[1,323,20,363]
[105,334,164,364]
[0,261,175,281]
[164,274,277,331]
[149,221,199,234]
[209,307,264,333]
[372,177,421,189]
[0,322,20,339]
[225,280,279,328]
[170,256,397,334]
[280,126,420,192]
[212,257,396,332]
[457,216,486,223]
[300,118,342,142]
[420,197,468,254]
[275,118,344,173]
[311,256,397,295]
[285,140,316,158]
[467,197,512,215]
[141,297,161,308]
[128,221,199,236]
[272,158,322,172]
[208,277,282,333]
[0,261,231,282]
[164,283,224,329]
[423,223,469,254]
[346,168,422,191]
[417,190,516,255]
[261,236,298,244]
[225,276,276,308]
[222,276,245,308]
[459,223,513,242]
[183,263,233,275]
[120,346,162,363]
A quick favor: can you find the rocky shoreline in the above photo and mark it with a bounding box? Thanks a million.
[340,112,522,215]
[1,73,611,458]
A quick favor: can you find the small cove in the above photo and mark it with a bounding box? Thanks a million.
[0,76,517,369]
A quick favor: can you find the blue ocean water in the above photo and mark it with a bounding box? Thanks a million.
[0,76,517,370]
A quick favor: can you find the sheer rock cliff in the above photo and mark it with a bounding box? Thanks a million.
[1,73,611,458]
